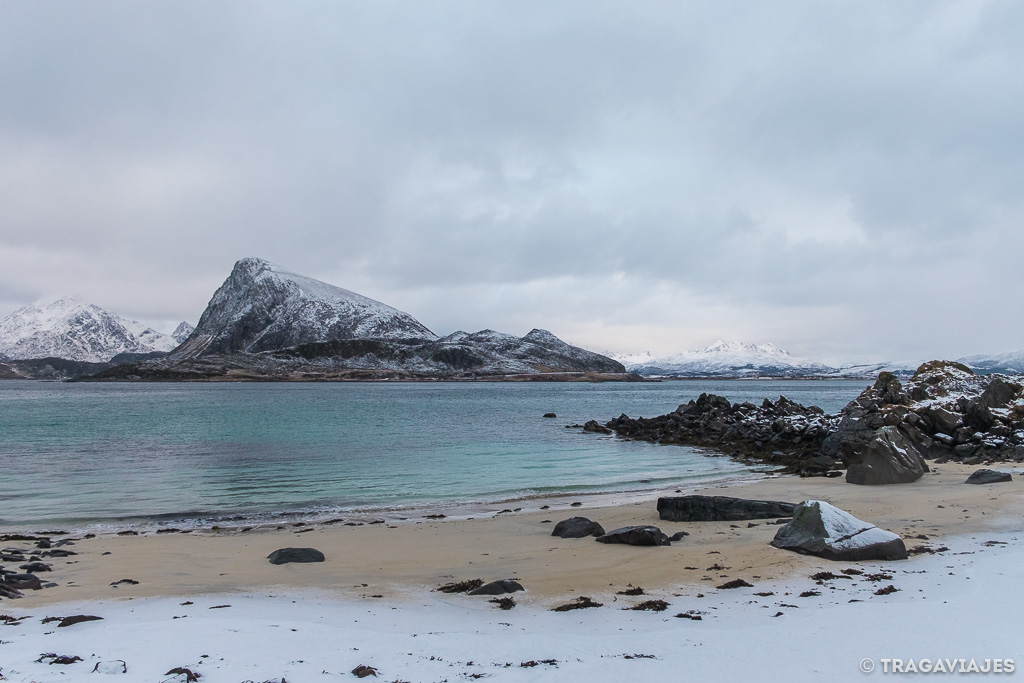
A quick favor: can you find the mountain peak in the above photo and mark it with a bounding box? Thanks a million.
[0,297,177,362]
[180,258,438,357]
[171,321,195,344]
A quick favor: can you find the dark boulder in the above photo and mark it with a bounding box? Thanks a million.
[977,377,1019,410]
[468,579,525,595]
[582,420,613,434]
[551,517,605,538]
[267,547,326,565]
[595,525,670,546]
[657,495,797,522]
[965,469,1013,485]
[770,500,907,561]
[844,426,928,485]
[58,615,104,627]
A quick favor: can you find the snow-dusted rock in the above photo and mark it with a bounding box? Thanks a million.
[770,500,908,561]
[171,321,195,344]
[0,296,176,362]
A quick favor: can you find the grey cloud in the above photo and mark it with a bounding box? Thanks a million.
[1,1,1021,362]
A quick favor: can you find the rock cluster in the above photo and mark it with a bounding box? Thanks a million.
[591,361,1024,486]
[1,535,73,598]
[823,363,1024,484]
[602,392,841,475]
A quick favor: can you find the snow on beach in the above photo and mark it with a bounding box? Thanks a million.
[2,530,1022,683]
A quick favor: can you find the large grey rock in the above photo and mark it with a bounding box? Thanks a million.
[468,579,525,595]
[657,495,797,522]
[267,547,326,565]
[977,377,1019,410]
[845,426,928,485]
[595,525,670,546]
[770,500,908,561]
[551,517,605,538]
[965,469,1013,485]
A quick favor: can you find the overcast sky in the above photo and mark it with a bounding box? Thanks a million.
[1,1,1021,364]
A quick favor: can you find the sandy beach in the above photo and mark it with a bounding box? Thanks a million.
[9,462,1022,606]
[2,463,1023,681]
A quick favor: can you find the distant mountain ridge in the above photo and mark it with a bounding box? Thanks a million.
[615,340,834,378]
[0,296,177,363]
[86,258,626,381]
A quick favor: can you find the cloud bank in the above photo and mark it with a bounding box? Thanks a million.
[1,1,1021,364]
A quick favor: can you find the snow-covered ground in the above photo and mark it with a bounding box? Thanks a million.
[2,531,1020,682]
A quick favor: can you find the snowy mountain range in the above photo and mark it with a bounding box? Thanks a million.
[957,350,1024,375]
[0,296,183,363]
[615,342,1023,378]
[614,341,834,377]
[2,259,1019,381]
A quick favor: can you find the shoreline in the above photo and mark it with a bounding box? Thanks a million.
[6,462,1021,608]
[2,464,1022,681]
[0,464,767,536]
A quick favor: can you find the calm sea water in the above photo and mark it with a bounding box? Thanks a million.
[0,379,867,530]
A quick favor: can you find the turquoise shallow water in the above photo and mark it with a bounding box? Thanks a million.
[0,379,866,530]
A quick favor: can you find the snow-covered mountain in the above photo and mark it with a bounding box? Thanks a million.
[957,350,1024,375]
[86,258,625,380]
[615,341,835,377]
[828,360,924,379]
[173,258,438,359]
[171,321,195,344]
[0,297,177,363]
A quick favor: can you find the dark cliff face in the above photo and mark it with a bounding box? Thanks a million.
[179,258,437,357]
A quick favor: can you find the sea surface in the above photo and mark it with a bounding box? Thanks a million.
[0,379,867,531]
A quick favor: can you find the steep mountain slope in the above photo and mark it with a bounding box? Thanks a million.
[175,258,437,358]
[0,297,176,363]
[616,341,834,377]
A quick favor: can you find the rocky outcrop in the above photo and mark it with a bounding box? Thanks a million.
[590,362,1024,484]
[823,363,1024,482]
[551,517,605,538]
[595,525,670,546]
[657,495,797,522]
[770,500,908,561]
[965,469,1013,484]
[601,392,840,475]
